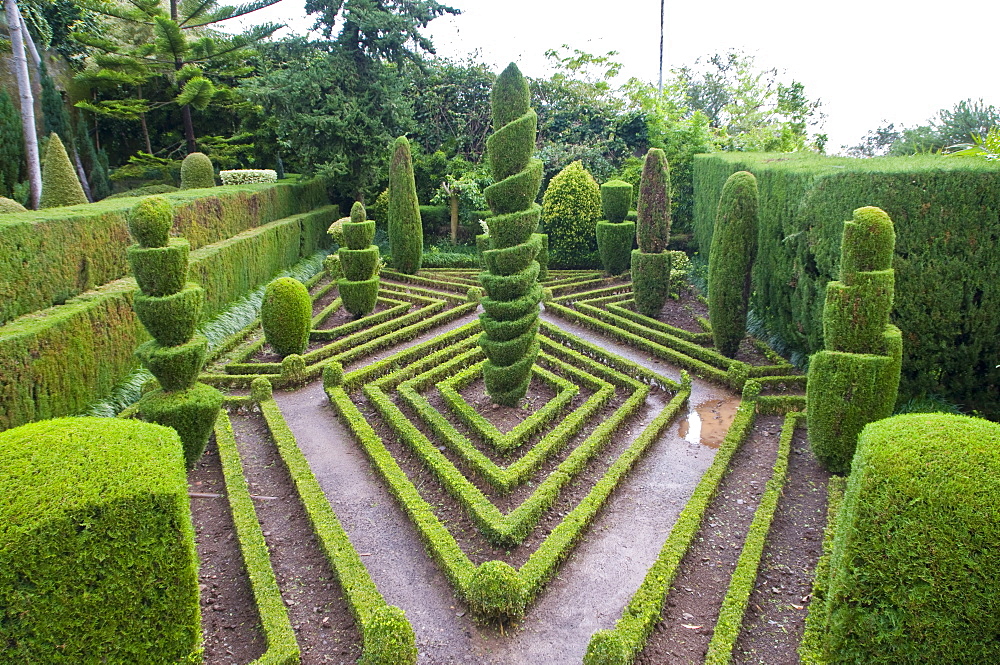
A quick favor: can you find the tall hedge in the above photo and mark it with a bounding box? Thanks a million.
[479,63,544,405]
[541,161,601,268]
[39,133,87,209]
[821,413,1000,664]
[693,152,1000,417]
[631,148,672,317]
[708,171,758,356]
[388,137,423,274]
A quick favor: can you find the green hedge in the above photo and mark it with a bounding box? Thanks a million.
[693,152,1000,416]
[0,417,200,662]
[0,178,327,325]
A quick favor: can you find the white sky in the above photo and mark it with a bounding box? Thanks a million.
[234,0,1000,153]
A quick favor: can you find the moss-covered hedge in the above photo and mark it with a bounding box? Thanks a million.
[0,178,327,325]
[0,417,200,661]
[693,152,1000,416]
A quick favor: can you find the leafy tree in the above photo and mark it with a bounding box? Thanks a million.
[408,56,494,160]
[847,99,1000,157]
[0,89,25,199]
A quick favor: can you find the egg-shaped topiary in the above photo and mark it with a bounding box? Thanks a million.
[179,152,215,190]
[128,195,175,248]
[261,277,312,356]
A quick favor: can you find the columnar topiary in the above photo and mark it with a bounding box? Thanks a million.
[708,171,759,356]
[479,63,545,406]
[39,133,88,209]
[179,151,215,189]
[128,195,223,468]
[261,277,312,355]
[821,413,1000,664]
[0,417,201,661]
[388,137,423,274]
[338,201,380,316]
[630,148,672,317]
[542,161,602,268]
[595,179,635,275]
[806,206,901,473]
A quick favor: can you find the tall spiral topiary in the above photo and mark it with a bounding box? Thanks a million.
[708,171,759,356]
[479,63,545,406]
[127,195,223,468]
[595,179,635,275]
[180,152,215,189]
[630,148,672,317]
[541,161,601,268]
[388,137,423,274]
[806,206,902,473]
[337,201,380,316]
[39,133,87,209]
[261,277,312,355]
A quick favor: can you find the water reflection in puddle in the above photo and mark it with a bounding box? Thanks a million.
[677,397,741,448]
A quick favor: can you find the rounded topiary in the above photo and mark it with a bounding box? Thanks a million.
[0,196,27,213]
[138,383,224,468]
[631,148,673,317]
[322,360,343,389]
[128,239,189,296]
[39,133,88,209]
[601,179,633,224]
[708,171,759,357]
[338,277,380,317]
[0,417,200,662]
[339,200,381,316]
[541,161,601,269]
[128,195,175,248]
[584,629,631,665]
[324,253,344,280]
[250,376,273,402]
[261,277,312,357]
[388,137,423,274]
[280,354,307,381]
[467,560,526,622]
[179,152,215,189]
[823,413,1000,664]
[350,200,365,224]
[359,605,417,665]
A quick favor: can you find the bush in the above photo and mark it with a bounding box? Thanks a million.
[708,171,759,356]
[601,179,633,224]
[133,284,205,347]
[388,137,423,274]
[250,376,273,401]
[135,335,208,391]
[822,413,1000,664]
[467,562,527,622]
[0,417,200,662]
[128,239,190,297]
[261,277,312,356]
[631,148,673,316]
[138,382,225,468]
[179,152,215,189]
[39,133,88,209]
[127,195,175,248]
[0,196,27,213]
[631,250,671,317]
[105,184,179,199]
[339,277,380,317]
[339,201,380,316]
[219,169,277,185]
[542,161,601,268]
[596,221,634,276]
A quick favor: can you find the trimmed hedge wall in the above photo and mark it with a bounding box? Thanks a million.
[693,152,1000,416]
[0,206,336,432]
[0,178,327,325]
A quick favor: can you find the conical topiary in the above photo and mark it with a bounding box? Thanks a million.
[337,201,380,316]
[388,137,422,274]
[180,152,215,189]
[0,196,27,213]
[630,148,672,317]
[596,179,635,276]
[39,133,87,209]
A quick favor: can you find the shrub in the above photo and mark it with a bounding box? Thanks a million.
[631,148,673,316]
[179,152,215,189]
[322,360,343,389]
[358,605,418,665]
[822,413,1000,664]
[39,133,88,209]
[105,184,179,199]
[542,161,602,268]
[138,382,225,468]
[219,169,277,185]
[467,561,527,622]
[339,201,380,316]
[133,284,205,347]
[596,221,634,276]
[388,137,423,274]
[0,417,200,662]
[261,277,312,356]
[135,335,208,391]
[128,239,190,297]
[0,196,27,213]
[601,179,633,224]
[708,171,759,356]
[250,376,273,401]
[127,195,174,247]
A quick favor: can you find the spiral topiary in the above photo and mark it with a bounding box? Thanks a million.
[127,196,222,468]
[39,133,88,209]
[179,152,215,190]
[596,179,635,276]
[338,201,380,316]
[708,171,759,356]
[541,161,601,268]
[261,277,312,356]
[388,138,422,274]
[630,148,672,317]
[479,63,544,405]
[806,206,901,473]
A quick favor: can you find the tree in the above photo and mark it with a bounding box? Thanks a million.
[0,89,25,200]
[4,0,42,208]
[846,99,1000,157]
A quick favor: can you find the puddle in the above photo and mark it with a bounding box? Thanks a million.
[677,397,741,448]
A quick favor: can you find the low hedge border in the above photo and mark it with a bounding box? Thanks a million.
[551,283,633,306]
[379,268,476,296]
[214,410,299,665]
[584,383,760,664]
[258,396,417,664]
[704,410,802,665]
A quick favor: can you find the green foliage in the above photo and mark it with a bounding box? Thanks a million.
[388,136,423,274]
[134,284,205,347]
[219,169,278,185]
[467,561,526,622]
[322,360,343,388]
[0,89,24,199]
[338,277,380,317]
[180,152,215,189]
[106,184,179,199]
[822,414,1000,664]
[358,605,418,665]
[138,382,225,468]
[343,221,376,250]
[127,195,174,247]
[635,148,671,253]
[631,250,671,317]
[250,376,273,401]
[0,417,200,662]
[541,161,602,268]
[600,179,632,223]
[127,239,189,296]
[708,171,758,356]
[135,335,208,391]
[0,197,28,214]
[261,277,312,356]
[39,133,88,209]
[595,221,634,276]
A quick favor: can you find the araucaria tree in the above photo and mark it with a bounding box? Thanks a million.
[708,171,759,356]
[806,206,902,473]
[479,63,545,406]
[630,148,672,317]
[388,136,423,274]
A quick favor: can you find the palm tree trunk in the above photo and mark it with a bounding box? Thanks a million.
[5,0,42,209]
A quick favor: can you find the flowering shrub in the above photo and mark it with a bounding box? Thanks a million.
[219,169,278,185]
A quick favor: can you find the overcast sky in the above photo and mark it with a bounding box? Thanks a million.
[235,0,1000,154]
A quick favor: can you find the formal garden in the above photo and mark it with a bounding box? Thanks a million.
[3,0,1000,661]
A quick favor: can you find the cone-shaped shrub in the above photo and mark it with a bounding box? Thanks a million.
[39,133,87,209]
[479,63,543,405]
[631,148,672,316]
[179,152,214,189]
[822,413,1000,664]
[806,206,901,473]
[338,201,380,316]
[127,196,222,468]
[261,277,312,356]
[0,196,27,213]
[542,161,601,268]
[388,137,423,274]
[708,171,759,356]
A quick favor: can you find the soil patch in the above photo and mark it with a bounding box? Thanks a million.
[456,375,559,434]
[654,282,710,333]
